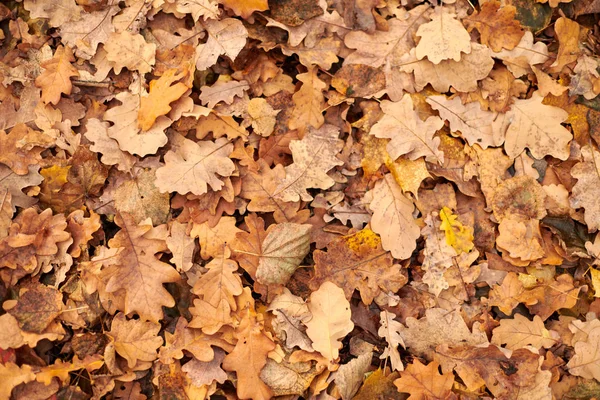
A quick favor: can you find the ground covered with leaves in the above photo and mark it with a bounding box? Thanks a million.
[4,0,600,398]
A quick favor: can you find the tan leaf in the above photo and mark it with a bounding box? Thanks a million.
[493,31,550,77]
[35,45,79,105]
[97,213,180,322]
[0,124,54,176]
[190,216,242,260]
[491,314,559,350]
[246,98,280,137]
[305,281,354,366]
[105,31,156,74]
[533,66,568,97]
[398,308,488,359]
[480,66,529,113]
[334,351,373,400]
[401,44,495,93]
[415,7,471,64]
[174,0,220,21]
[199,79,249,109]
[268,289,313,351]
[155,133,235,196]
[500,92,572,160]
[570,146,600,231]
[191,252,243,310]
[568,326,600,380]
[378,310,405,372]
[496,217,545,265]
[370,96,444,163]
[421,212,458,296]
[569,55,600,99]
[274,124,343,202]
[527,274,581,321]
[138,69,189,131]
[254,222,311,286]
[24,0,81,27]
[84,118,136,172]
[182,348,228,386]
[0,165,43,210]
[104,91,170,157]
[394,359,454,400]
[550,17,581,73]
[428,95,503,149]
[195,18,248,70]
[487,272,541,315]
[59,6,119,59]
[288,66,327,132]
[0,363,36,400]
[222,311,276,400]
[463,1,524,52]
[368,174,420,260]
[166,221,194,273]
[189,298,232,334]
[108,313,163,368]
[0,189,11,240]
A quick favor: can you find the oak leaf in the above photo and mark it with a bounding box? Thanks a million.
[311,228,407,305]
[199,79,249,109]
[491,314,559,350]
[288,66,327,132]
[368,174,420,260]
[570,146,600,231]
[222,310,276,400]
[305,281,354,366]
[104,31,156,74]
[501,92,572,160]
[268,289,313,351]
[344,5,430,100]
[182,348,228,386]
[0,363,35,400]
[0,190,10,240]
[35,45,79,105]
[246,98,280,137]
[370,96,444,163]
[174,0,220,21]
[421,212,458,296]
[394,359,454,400]
[108,313,163,368]
[191,252,243,311]
[84,118,136,172]
[480,66,529,112]
[568,326,600,380]
[334,351,373,400]
[0,165,44,211]
[464,1,524,52]
[396,308,488,359]
[569,55,600,100]
[527,274,581,321]
[104,91,170,157]
[97,213,180,322]
[190,216,242,260]
[401,44,494,93]
[195,18,248,70]
[221,0,269,19]
[7,284,64,334]
[427,95,502,149]
[487,272,542,315]
[493,31,550,77]
[59,6,119,59]
[496,217,545,265]
[0,124,53,175]
[415,7,471,64]
[378,310,405,372]
[550,17,580,73]
[166,221,195,272]
[273,124,343,202]
[155,133,235,196]
[138,69,189,131]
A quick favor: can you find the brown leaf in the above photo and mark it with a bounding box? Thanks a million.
[394,359,455,400]
[138,69,189,131]
[464,1,524,52]
[35,45,79,105]
[108,312,163,368]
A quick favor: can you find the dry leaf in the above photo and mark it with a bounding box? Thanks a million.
[394,359,454,400]
[35,45,79,105]
[415,7,471,64]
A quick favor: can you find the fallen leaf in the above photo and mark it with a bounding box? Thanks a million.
[394,359,454,400]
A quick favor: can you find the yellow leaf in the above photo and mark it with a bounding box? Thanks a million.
[590,268,600,298]
[40,165,71,188]
[439,206,474,254]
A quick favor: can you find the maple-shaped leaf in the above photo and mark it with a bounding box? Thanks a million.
[435,345,552,399]
[97,213,180,322]
[288,66,327,132]
[104,31,156,74]
[104,91,170,157]
[0,362,35,400]
[0,124,53,175]
[370,96,444,163]
[500,92,572,160]
[59,5,119,59]
[195,18,248,70]
[426,95,502,149]
[191,252,243,311]
[35,45,79,105]
[394,359,454,400]
[155,133,235,196]
[311,228,407,305]
[305,281,354,366]
[138,69,189,131]
[570,146,600,231]
[464,1,524,52]
[273,124,343,202]
[108,312,163,368]
[378,310,405,372]
[397,308,488,359]
[368,174,420,260]
[415,6,471,64]
[344,5,430,101]
[401,44,494,93]
[491,314,559,350]
[222,310,275,400]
